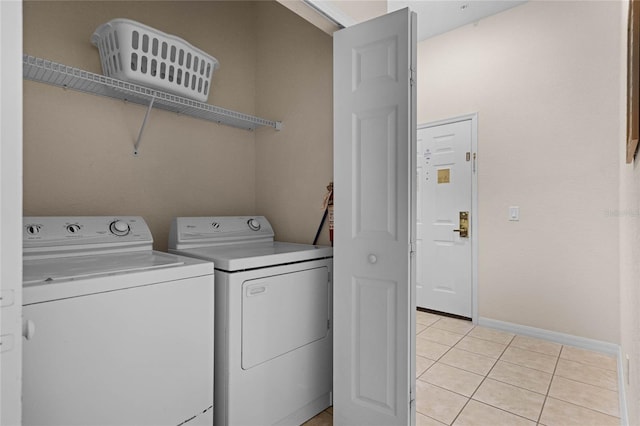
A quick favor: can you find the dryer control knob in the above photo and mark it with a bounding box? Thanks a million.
[26,225,41,235]
[109,220,130,236]
[247,218,261,231]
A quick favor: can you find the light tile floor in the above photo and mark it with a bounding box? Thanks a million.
[304,311,621,426]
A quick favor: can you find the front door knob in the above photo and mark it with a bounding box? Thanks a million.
[453,211,469,238]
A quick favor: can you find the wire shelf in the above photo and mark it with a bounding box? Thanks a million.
[23,54,281,131]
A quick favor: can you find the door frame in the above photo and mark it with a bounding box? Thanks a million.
[0,1,24,424]
[417,113,478,323]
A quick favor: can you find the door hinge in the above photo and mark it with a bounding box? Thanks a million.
[0,290,14,307]
[409,242,416,255]
[0,334,15,353]
[327,319,331,330]
[410,67,416,87]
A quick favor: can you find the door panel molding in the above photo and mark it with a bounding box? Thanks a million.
[351,276,397,414]
[353,106,398,240]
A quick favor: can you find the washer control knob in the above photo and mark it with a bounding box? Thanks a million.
[247,218,261,231]
[109,220,130,236]
[26,225,41,235]
[211,222,221,229]
[66,224,81,234]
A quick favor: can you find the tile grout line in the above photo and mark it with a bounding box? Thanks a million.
[535,343,563,425]
[418,313,621,426]
[447,322,516,425]
[549,347,622,421]
[443,320,478,425]
[418,316,477,424]
[417,318,470,384]
[551,355,620,392]
[444,327,517,424]
[450,331,559,425]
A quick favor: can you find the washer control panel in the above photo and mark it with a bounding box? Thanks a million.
[23,216,153,259]
[169,216,275,249]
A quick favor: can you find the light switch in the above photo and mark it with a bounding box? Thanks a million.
[509,206,520,221]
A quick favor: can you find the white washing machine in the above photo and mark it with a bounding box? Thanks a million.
[168,216,333,426]
[22,216,215,426]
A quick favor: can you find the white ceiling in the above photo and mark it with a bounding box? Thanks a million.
[388,0,527,40]
[302,0,528,40]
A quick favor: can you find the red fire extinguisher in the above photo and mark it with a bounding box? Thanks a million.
[326,182,334,244]
[313,182,333,246]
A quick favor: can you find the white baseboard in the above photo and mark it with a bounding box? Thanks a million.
[477,317,618,354]
[477,317,628,425]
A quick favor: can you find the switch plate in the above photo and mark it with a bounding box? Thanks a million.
[509,206,520,221]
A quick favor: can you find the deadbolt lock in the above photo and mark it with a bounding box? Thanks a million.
[453,211,469,238]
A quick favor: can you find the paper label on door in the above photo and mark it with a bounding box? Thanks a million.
[437,169,450,184]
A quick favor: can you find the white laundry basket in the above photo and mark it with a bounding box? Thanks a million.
[91,19,219,102]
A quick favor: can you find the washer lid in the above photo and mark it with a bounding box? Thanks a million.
[177,241,333,271]
[23,251,185,285]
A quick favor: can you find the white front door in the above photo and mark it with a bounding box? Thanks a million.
[333,8,416,426]
[416,119,473,317]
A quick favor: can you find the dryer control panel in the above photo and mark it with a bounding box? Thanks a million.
[169,216,275,250]
[23,216,153,259]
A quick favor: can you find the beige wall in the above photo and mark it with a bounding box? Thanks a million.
[326,0,387,23]
[254,1,333,245]
[276,0,387,35]
[619,0,639,419]
[23,1,333,250]
[620,134,640,426]
[417,0,623,343]
[618,0,638,419]
[620,16,640,420]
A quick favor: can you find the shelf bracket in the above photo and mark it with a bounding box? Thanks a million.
[133,97,155,156]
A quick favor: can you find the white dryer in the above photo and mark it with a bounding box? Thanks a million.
[22,216,215,426]
[168,216,333,426]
